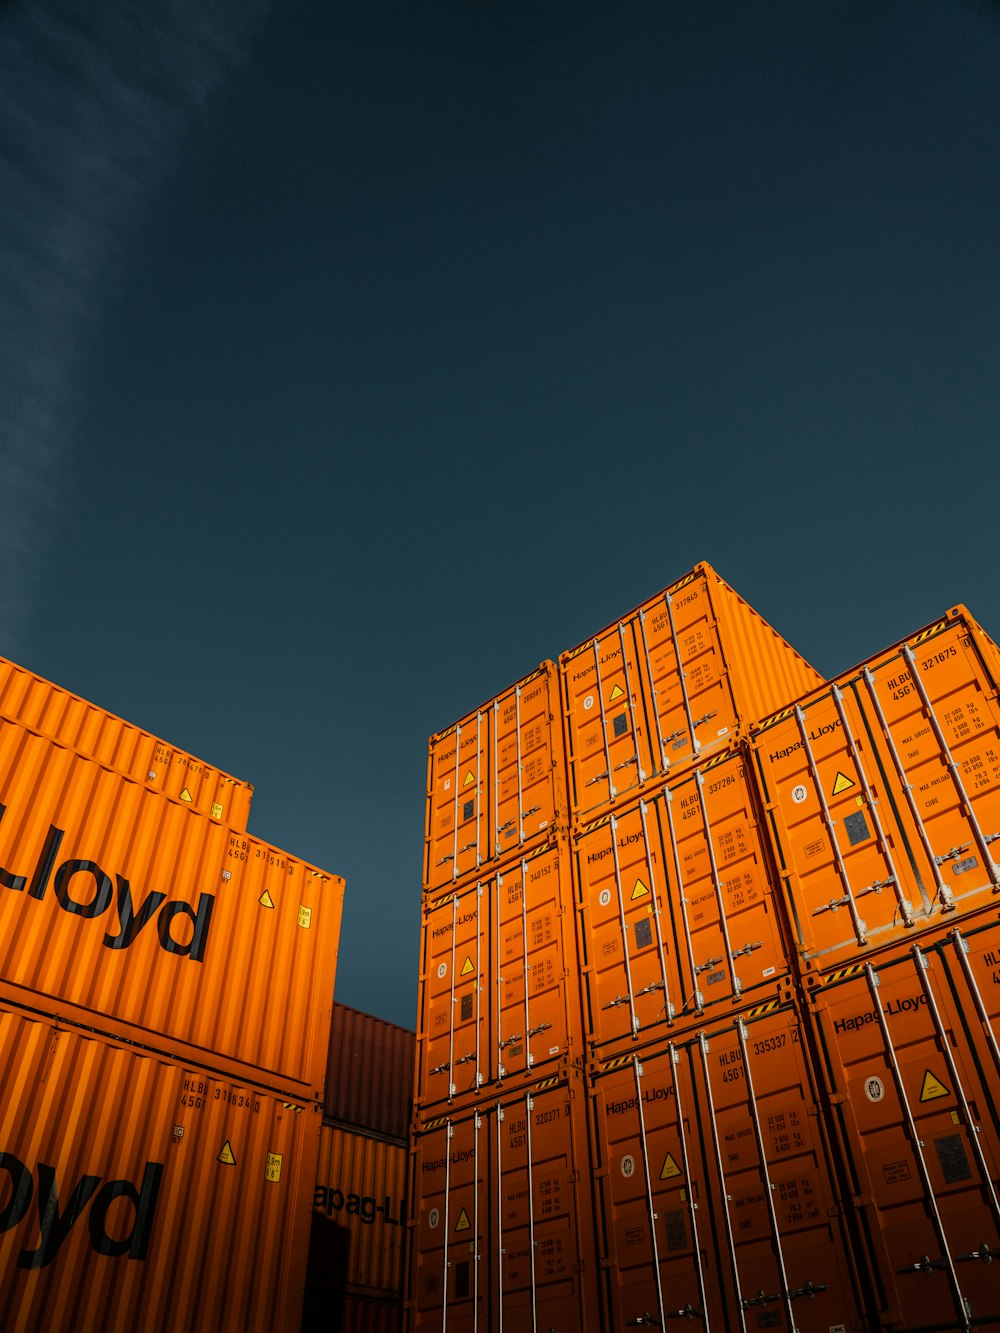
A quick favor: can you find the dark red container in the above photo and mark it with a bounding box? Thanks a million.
[325,1002,414,1141]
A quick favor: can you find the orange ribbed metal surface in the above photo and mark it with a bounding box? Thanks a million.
[559,562,821,824]
[0,656,253,829]
[752,608,1000,971]
[324,1004,414,1140]
[805,910,1000,1331]
[0,721,343,1098]
[588,997,867,1333]
[0,1002,319,1333]
[416,840,583,1110]
[574,744,792,1057]
[408,1075,599,1333]
[313,1124,407,1295]
[424,662,565,894]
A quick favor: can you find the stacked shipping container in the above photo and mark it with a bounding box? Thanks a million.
[305,1003,415,1333]
[0,671,344,1332]
[409,566,1000,1333]
[412,655,597,1330]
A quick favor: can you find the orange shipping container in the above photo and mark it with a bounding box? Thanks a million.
[415,841,583,1110]
[588,998,868,1333]
[313,1125,407,1295]
[751,607,1000,971]
[0,1001,319,1333]
[0,654,253,829]
[424,662,565,893]
[0,720,343,1099]
[805,911,1000,1331]
[575,745,793,1058]
[559,562,821,824]
[408,1075,599,1333]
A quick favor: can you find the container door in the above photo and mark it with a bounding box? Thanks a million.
[808,937,1000,1331]
[416,882,487,1109]
[409,1111,488,1333]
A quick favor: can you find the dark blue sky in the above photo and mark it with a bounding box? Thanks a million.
[2,0,999,1026]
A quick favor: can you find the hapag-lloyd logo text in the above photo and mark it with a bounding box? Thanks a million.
[0,1153,162,1269]
[0,805,214,961]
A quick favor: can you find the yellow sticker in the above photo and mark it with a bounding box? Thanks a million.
[951,1111,961,1125]
[609,684,625,702]
[179,787,193,803]
[259,891,275,909]
[831,772,855,796]
[265,1152,283,1183]
[210,802,223,819]
[920,1069,949,1102]
[297,905,312,929]
[660,1152,681,1180]
[631,879,650,900]
[455,1207,471,1233]
[218,1140,236,1166]
[461,955,475,977]
[463,771,475,787]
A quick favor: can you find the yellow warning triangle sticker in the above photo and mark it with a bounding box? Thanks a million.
[609,684,625,702]
[179,787,193,803]
[463,771,475,787]
[631,878,649,901]
[831,772,855,796]
[455,1207,471,1232]
[461,955,475,976]
[660,1152,681,1180]
[920,1069,950,1103]
[259,891,275,909]
[218,1140,236,1166]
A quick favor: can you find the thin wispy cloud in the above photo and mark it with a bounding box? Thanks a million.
[0,0,266,655]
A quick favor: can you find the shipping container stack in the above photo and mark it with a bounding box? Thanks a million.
[410,660,601,1331]
[303,1003,415,1333]
[0,661,345,1333]
[747,605,1000,1332]
[407,563,1000,1333]
[559,564,873,1333]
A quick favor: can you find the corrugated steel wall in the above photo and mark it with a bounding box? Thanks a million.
[325,1003,414,1139]
[0,656,253,828]
[0,724,343,1098]
[0,1003,320,1333]
[314,1124,407,1293]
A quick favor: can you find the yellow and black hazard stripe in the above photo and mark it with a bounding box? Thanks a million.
[532,1075,561,1093]
[671,570,700,592]
[281,1102,304,1114]
[910,619,948,648]
[420,1116,449,1132]
[743,998,780,1021]
[583,812,614,837]
[821,961,866,985]
[599,1052,639,1073]
[701,748,734,773]
[755,703,796,732]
